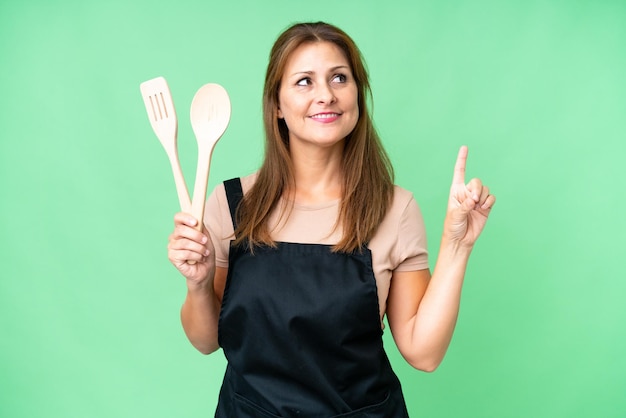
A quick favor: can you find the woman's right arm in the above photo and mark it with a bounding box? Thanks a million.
[168,213,226,354]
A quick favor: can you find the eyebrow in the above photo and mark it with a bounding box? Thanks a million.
[289,65,350,77]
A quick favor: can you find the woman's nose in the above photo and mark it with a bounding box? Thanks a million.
[316,83,336,104]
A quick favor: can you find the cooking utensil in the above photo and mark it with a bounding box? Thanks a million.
[140,76,191,212]
[189,83,231,231]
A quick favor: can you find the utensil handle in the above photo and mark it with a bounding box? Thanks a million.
[191,149,211,231]
[167,151,191,212]
[187,146,212,265]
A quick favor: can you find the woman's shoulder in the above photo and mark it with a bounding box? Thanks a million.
[392,184,413,200]
[390,184,419,212]
[379,184,424,233]
[211,172,259,196]
[239,172,259,193]
[207,172,258,212]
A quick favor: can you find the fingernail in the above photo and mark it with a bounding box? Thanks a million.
[204,249,210,256]
[201,235,207,244]
[189,217,197,226]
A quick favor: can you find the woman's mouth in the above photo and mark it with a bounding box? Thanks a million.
[310,112,341,123]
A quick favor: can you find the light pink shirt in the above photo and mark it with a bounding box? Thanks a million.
[205,173,429,322]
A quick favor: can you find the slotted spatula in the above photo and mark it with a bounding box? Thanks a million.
[140,77,191,212]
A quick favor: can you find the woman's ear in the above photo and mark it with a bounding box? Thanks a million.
[277,108,283,119]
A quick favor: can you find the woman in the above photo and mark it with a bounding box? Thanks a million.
[168,22,495,417]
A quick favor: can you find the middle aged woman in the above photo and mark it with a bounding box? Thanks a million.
[168,21,495,418]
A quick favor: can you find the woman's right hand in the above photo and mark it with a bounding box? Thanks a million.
[167,212,216,287]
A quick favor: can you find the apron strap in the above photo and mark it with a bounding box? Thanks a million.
[224,177,244,232]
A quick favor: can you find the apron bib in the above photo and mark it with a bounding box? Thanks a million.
[215,178,409,417]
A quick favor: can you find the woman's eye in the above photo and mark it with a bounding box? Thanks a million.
[332,74,347,83]
[296,78,311,86]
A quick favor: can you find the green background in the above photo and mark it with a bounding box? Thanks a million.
[1,0,624,417]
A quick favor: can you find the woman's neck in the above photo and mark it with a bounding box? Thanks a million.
[288,142,344,206]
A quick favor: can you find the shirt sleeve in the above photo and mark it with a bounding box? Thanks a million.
[204,173,258,269]
[393,196,429,271]
[204,182,234,268]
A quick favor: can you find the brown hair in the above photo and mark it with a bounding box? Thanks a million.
[235,21,394,252]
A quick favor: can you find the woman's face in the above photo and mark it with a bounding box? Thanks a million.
[277,41,359,152]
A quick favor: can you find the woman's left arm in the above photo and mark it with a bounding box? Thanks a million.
[386,146,495,372]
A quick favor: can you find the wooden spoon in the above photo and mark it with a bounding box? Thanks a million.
[188,83,231,264]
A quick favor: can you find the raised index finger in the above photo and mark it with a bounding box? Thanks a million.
[453,145,468,185]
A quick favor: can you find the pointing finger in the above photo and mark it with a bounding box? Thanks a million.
[453,145,468,186]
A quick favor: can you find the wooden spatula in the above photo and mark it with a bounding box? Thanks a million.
[140,77,191,212]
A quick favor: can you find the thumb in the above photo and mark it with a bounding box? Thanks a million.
[455,197,475,217]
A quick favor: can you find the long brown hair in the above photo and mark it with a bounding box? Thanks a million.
[235,21,394,252]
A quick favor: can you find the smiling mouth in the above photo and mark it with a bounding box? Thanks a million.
[310,113,341,120]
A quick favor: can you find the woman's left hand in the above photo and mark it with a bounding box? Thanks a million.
[443,146,496,248]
